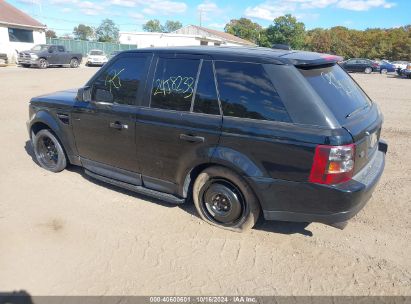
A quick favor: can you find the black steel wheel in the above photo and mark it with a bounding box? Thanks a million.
[38,58,48,69]
[193,166,260,232]
[32,129,67,172]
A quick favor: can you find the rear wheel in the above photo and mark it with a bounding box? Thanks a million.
[32,129,67,172]
[364,67,372,74]
[193,166,260,232]
[70,58,79,68]
[38,58,48,69]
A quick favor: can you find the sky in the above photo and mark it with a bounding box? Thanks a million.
[8,0,411,36]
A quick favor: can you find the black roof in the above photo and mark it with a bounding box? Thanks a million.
[123,46,342,66]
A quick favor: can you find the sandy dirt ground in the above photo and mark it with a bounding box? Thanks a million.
[0,66,410,296]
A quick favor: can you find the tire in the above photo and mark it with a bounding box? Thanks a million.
[380,68,388,74]
[70,58,79,68]
[193,166,261,232]
[32,129,67,173]
[364,67,372,74]
[38,58,48,69]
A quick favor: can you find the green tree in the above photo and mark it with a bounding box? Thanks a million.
[143,19,163,32]
[224,18,262,44]
[45,29,57,38]
[73,24,94,40]
[96,19,119,42]
[164,20,182,32]
[265,14,306,49]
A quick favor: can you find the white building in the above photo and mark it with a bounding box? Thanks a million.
[0,1,46,63]
[119,25,255,49]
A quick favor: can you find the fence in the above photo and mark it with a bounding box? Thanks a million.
[46,38,136,56]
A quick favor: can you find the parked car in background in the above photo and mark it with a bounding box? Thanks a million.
[27,47,387,232]
[401,63,411,78]
[18,44,82,69]
[376,60,396,74]
[391,61,409,73]
[85,50,108,67]
[0,53,7,66]
[339,58,379,74]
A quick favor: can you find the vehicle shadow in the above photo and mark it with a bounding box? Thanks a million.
[25,140,313,236]
[0,290,33,304]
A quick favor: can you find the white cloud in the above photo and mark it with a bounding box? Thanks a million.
[207,22,226,29]
[61,7,72,12]
[109,0,187,15]
[337,0,395,11]
[196,1,222,22]
[245,1,296,21]
[244,0,396,21]
[128,12,146,23]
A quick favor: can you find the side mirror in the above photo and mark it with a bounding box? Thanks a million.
[76,86,91,102]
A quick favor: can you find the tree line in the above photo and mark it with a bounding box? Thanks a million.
[46,14,411,61]
[225,15,411,61]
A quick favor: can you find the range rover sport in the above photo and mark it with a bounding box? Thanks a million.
[27,46,387,232]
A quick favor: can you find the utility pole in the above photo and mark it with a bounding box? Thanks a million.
[199,9,203,27]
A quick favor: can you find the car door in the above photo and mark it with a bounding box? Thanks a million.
[72,53,152,183]
[47,45,59,65]
[135,54,222,195]
[57,45,67,65]
[343,59,356,72]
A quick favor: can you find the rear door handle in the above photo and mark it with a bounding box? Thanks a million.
[109,122,128,130]
[179,134,205,143]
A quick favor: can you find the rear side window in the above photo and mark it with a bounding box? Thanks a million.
[193,60,220,115]
[92,55,149,105]
[151,58,200,111]
[299,64,371,123]
[215,61,290,122]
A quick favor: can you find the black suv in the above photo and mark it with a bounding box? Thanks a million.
[27,47,387,232]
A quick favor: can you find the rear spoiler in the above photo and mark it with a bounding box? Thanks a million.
[278,51,344,68]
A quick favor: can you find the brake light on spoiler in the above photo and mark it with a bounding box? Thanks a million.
[309,144,355,185]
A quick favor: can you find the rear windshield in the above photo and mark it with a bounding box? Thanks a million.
[299,64,371,123]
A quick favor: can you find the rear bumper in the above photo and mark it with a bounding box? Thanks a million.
[249,141,387,224]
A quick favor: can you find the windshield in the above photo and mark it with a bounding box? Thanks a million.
[299,64,371,123]
[31,45,48,51]
[90,50,104,56]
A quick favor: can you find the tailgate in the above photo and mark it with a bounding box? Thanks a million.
[342,103,382,174]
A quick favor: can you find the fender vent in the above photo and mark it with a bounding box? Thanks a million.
[57,113,70,125]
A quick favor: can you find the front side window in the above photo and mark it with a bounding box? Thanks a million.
[193,61,220,115]
[215,61,290,122]
[57,46,65,52]
[91,55,149,105]
[8,28,33,43]
[151,58,200,111]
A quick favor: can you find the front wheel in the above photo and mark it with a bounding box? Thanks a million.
[38,58,48,69]
[380,68,388,74]
[32,129,67,172]
[193,166,260,232]
[70,58,79,68]
[364,67,372,74]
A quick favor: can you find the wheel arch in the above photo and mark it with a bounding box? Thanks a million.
[180,161,262,207]
[29,110,79,165]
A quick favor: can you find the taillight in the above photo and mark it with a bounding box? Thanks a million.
[309,144,355,185]
[372,63,379,68]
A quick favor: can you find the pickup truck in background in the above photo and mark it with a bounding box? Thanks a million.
[18,44,82,69]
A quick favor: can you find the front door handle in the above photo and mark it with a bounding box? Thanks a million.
[109,122,128,130]
[179,134,205,143]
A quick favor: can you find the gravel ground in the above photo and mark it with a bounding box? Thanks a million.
[0,67,410,296]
